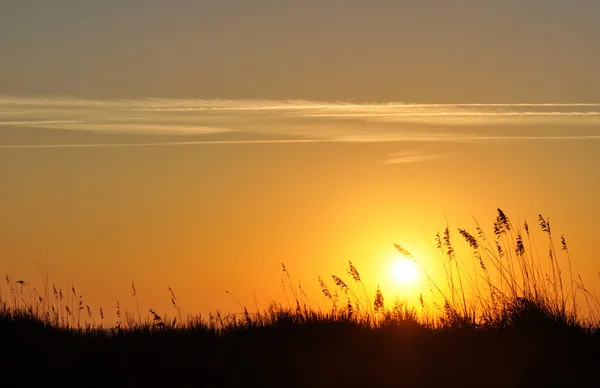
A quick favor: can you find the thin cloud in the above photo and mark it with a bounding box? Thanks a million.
[0,139,336,149]
[1,96,600,144]
[2,135,600,150]
[20,122,231,135]
[0,120,83,126]
[300,112,600,117]
[382,152,439,164]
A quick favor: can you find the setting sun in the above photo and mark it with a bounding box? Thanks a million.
[392,259,419,285]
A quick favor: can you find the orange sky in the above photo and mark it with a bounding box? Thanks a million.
[1,2,600,321]
[1,105,599,319]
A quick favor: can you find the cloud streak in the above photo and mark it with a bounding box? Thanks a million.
[1,135,600,150]
[0,139,335,149]
[1,96,600,148]
[382,152,439,164]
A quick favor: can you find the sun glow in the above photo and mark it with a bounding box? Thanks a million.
[392,259,418,285]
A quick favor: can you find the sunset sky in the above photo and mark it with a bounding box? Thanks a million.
[1,1,600,319]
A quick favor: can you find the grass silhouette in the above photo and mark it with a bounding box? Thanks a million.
[1,209,600,387]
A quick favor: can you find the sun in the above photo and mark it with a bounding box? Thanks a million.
[392,259,418,284]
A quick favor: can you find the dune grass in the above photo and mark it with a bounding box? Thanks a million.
[1,209,600,387]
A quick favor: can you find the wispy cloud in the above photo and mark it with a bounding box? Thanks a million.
[0,139,335,149]
[0,120,82,126]
[1,96,600,147]
[382,152,439,165]
[2,136,599,151]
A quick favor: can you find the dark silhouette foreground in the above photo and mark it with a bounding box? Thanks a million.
[2,303,599,388]
[3,210,598,387]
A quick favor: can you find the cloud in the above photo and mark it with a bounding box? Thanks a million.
[1,96,600,147]
[382,152,439,164]
[2,135,599,151]
[0,139,335,149]
[0,120,83,126]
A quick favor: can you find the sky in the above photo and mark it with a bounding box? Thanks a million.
[1,1,600,320]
